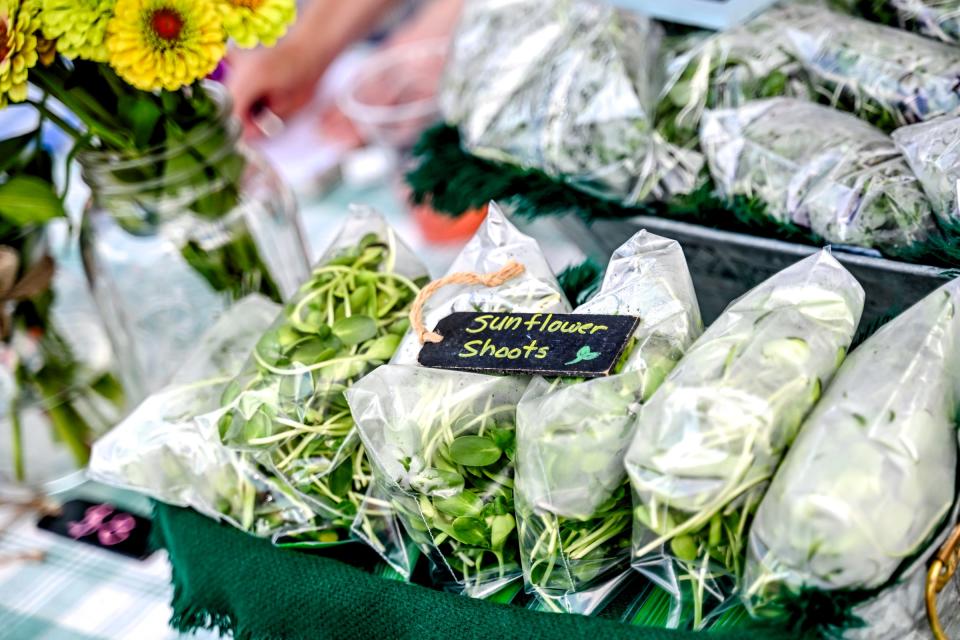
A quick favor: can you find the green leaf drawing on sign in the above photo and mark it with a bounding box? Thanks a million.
[565,345,601,366]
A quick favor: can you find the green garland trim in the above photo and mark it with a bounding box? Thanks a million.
[407,124,959,270]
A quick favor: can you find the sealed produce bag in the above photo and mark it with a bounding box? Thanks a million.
[893,115,960,227]
[889,0,960,44]
[701,98,936,252]
[348,206,571,596]
[625,250,865,627]
[392,203,568,365]
[515,230,702,614]
[743,278,960,636]
[785,4,960,129]
[658,5,812,146]
[214,209,427,537]
[90,296,320,540]
[441,0,700,203]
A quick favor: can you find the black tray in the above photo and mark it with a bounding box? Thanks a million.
[562,215,953,326]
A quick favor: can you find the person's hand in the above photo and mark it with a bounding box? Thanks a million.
[227,42,330,137]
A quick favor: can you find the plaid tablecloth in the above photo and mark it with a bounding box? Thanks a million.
[0,488,218,640]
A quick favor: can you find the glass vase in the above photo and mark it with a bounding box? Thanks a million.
[79,85,309,402]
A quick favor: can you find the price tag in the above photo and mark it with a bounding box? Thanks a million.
[418,312,639,378]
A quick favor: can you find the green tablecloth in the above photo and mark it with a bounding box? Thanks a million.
[152,503,794,640]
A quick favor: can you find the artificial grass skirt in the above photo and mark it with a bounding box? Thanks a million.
[152,503,795,640]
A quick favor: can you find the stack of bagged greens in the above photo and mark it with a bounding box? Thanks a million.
[700,98,937,252]
[348,204,571,597]
[625,250,865,628]
[514,230,702,614]
[744,278,960,638]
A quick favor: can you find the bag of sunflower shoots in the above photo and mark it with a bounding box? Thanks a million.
[347,204,571,598]
[90,295,321,541]
[624,250,865,629]
[742,278,960,638]
[784,4,960,130]
[700,98,937,253]
[893,115,960,230]
[513,230,702,616]
[441,0,701,204]
[213,208,428,545]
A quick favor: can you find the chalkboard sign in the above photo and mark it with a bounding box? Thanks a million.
[418,312,640,378]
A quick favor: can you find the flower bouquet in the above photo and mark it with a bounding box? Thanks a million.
[0,0,305,480]
[1,0,306,402]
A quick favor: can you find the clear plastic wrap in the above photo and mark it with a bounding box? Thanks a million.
[347,207,571,596]
[701,98,937,252]
[212,208,428,539]
[785,4,960,129]
[624,250,865,628]
[657,5,813,146]
[89,296,321,541]
[440,0,701,203]
[893,115,960,227]
[392,202,568,365]
[891,0,960,44]
[514,230,702,615]
[743,278,960,633]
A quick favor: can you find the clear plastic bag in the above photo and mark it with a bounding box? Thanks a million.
[391,202,568,365]
[89,295,321,541]
[785,4,960,129]
[657,5,813,146]
[211,208,428,539]
[743,278,960,632]
[348,206,571,596]
[890,0,960,44]
[349,366,527,597]
[514,230,702,615]
[624,250,865,628]
[701,98,936,251]
[441,0,701,203]
[893,115,960,228]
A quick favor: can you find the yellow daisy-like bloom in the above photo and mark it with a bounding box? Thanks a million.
[41,0,115,62]
[0,0,40,107]
[218,0,295,49]
[107,0,226,92]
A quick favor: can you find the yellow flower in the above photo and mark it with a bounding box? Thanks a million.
[41,0,115,61]
[218,0,295,49]
[0,0,40,107]
[107,0,225,92]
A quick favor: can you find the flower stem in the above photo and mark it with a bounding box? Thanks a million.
[10,396,24,482]
[31,71,132,149]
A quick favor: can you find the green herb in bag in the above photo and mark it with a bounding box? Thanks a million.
[744,278,960,634]
[625,250,865,627]
[701,98,937,252]
[515,231,702,615]
[217,211,426,538]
